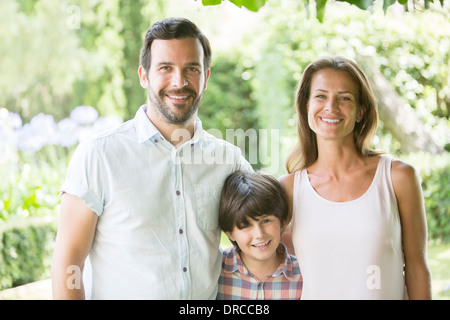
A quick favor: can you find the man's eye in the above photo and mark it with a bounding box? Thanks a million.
[187,67,200,73]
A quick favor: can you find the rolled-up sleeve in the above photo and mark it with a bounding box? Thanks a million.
[61,140,105,216]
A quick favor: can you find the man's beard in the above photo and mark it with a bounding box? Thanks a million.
[147,87,203,125]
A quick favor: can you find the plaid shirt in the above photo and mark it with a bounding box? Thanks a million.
[217,244,302,300]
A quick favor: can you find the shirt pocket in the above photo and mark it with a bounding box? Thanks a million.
[194,183,223,230]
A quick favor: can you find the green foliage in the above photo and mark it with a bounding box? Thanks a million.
[200,52,264,169]
[0,218,56,290]
[201,0,447,21]
[424,166,450,242]
[200,52,258,132]
[203,0,267,12]
[0,146,69,221]
[404,153,450,243]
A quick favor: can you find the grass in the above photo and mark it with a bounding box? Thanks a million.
[428,243,450,300]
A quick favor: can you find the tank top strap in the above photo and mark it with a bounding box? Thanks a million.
[377,155,398,207]
[292,170,302,225]
[375,155,391,188]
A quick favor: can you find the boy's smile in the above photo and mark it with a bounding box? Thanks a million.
[226,215,283,280]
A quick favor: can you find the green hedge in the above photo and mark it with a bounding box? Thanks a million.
[422,162,450,243]
[404,152,450,243]
[0,217,56,290]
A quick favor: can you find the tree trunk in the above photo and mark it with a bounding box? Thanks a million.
[364,65,443,154]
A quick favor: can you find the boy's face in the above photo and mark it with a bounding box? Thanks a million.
[226,215,282,266]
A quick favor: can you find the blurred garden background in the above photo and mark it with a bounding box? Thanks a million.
[0,0,449,299]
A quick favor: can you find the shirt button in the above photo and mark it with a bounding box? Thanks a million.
[154,139,158,143]
[183,267,187,272]
[176,190,181,196]
[179,228,183,234]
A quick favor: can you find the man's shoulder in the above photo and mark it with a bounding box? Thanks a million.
[202,130,241,150]
[78,119,135,149]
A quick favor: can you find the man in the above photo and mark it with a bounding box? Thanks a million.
[52,17,252,299]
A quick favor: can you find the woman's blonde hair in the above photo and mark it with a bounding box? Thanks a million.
[286,56,381,173]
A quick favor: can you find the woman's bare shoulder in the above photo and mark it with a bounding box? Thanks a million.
[391,158,418,183]
[278,172,296,189]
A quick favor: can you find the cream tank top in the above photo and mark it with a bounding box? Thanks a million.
[292,156,407,299]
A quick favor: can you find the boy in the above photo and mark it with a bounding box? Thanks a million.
[217,171,302,300]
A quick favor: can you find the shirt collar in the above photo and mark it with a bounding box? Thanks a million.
[223,243,295,281]
[134,104,204,145]
[134,105,160,144]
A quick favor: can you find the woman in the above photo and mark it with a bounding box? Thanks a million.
[279,56,431,299]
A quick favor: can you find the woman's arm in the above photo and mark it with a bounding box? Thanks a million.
[391,160,432,299]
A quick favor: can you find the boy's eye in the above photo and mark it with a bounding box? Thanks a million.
[238,222,250,229]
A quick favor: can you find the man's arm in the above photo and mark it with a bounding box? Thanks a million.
[51,193,98,299]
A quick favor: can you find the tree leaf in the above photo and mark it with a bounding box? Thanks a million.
[202,0,222,5]
[316,0,327,23]
[229,0,267,12]
[336,0,375,10]
[382,0,397,13]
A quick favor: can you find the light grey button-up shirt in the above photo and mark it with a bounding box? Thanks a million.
[62,105,252,299]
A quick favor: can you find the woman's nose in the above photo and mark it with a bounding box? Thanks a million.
[324,96,339,112]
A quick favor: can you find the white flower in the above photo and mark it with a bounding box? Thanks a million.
[57,118,79,147]
[70,105,98,125]
[15,113,58,151]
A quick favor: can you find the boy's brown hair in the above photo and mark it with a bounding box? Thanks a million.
[219,171,289,247]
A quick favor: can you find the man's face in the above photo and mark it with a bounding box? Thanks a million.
[139,38,210,125]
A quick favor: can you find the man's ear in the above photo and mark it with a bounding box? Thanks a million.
[138,65,149,89]
[203,68,210,90]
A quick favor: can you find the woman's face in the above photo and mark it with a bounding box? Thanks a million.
[307,68,364,144]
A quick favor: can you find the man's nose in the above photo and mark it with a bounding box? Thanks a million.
[171,70,188,88]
